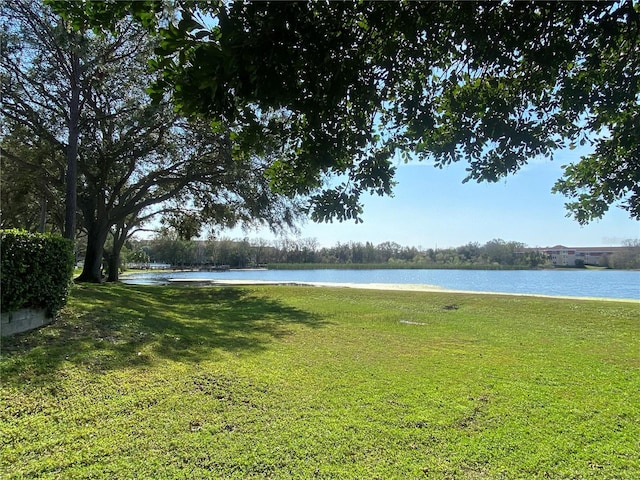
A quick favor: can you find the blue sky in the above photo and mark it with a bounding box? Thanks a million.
[221,146,639,249]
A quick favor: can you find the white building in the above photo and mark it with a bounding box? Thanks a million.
[539,245,626,267]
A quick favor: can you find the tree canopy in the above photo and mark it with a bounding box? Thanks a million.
[51,0,640,224]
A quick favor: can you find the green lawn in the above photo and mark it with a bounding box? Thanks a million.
[2,284,638,479]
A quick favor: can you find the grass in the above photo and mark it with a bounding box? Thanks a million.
[1,284,639,479]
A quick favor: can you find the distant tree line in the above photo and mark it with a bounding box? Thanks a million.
[606,240,640,270]
[122,236,558,270]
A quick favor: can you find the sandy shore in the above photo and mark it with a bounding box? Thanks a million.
[168,278,445,291]
[166,278,639,303]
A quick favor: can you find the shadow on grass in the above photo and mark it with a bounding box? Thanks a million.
[1,284,327,386]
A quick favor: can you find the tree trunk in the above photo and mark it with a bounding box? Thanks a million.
[64,51,81,241]
[105,222,129,282]
[76,221,110,283]
[38,194,47,233]
[106,250,120,282]
[106,237,125,282]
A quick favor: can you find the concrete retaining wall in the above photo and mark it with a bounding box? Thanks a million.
[1,308,52,336]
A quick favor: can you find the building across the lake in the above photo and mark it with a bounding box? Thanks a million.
[521,245,629,267]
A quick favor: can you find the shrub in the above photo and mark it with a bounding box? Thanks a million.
[1,230,75,316]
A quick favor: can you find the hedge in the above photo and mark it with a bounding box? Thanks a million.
[1,230,75,316]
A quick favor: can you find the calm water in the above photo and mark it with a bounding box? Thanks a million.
[123,268,640,300]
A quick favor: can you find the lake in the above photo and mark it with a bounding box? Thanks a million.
[122,268,640,300]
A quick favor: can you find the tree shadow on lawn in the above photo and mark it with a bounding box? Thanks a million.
[1,284,328,387]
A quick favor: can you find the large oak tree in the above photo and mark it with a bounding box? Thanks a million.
[2,0,301,282]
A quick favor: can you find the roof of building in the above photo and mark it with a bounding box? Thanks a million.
[517,245,631,253]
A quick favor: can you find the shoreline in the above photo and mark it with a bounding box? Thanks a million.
[163,278,640,303]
